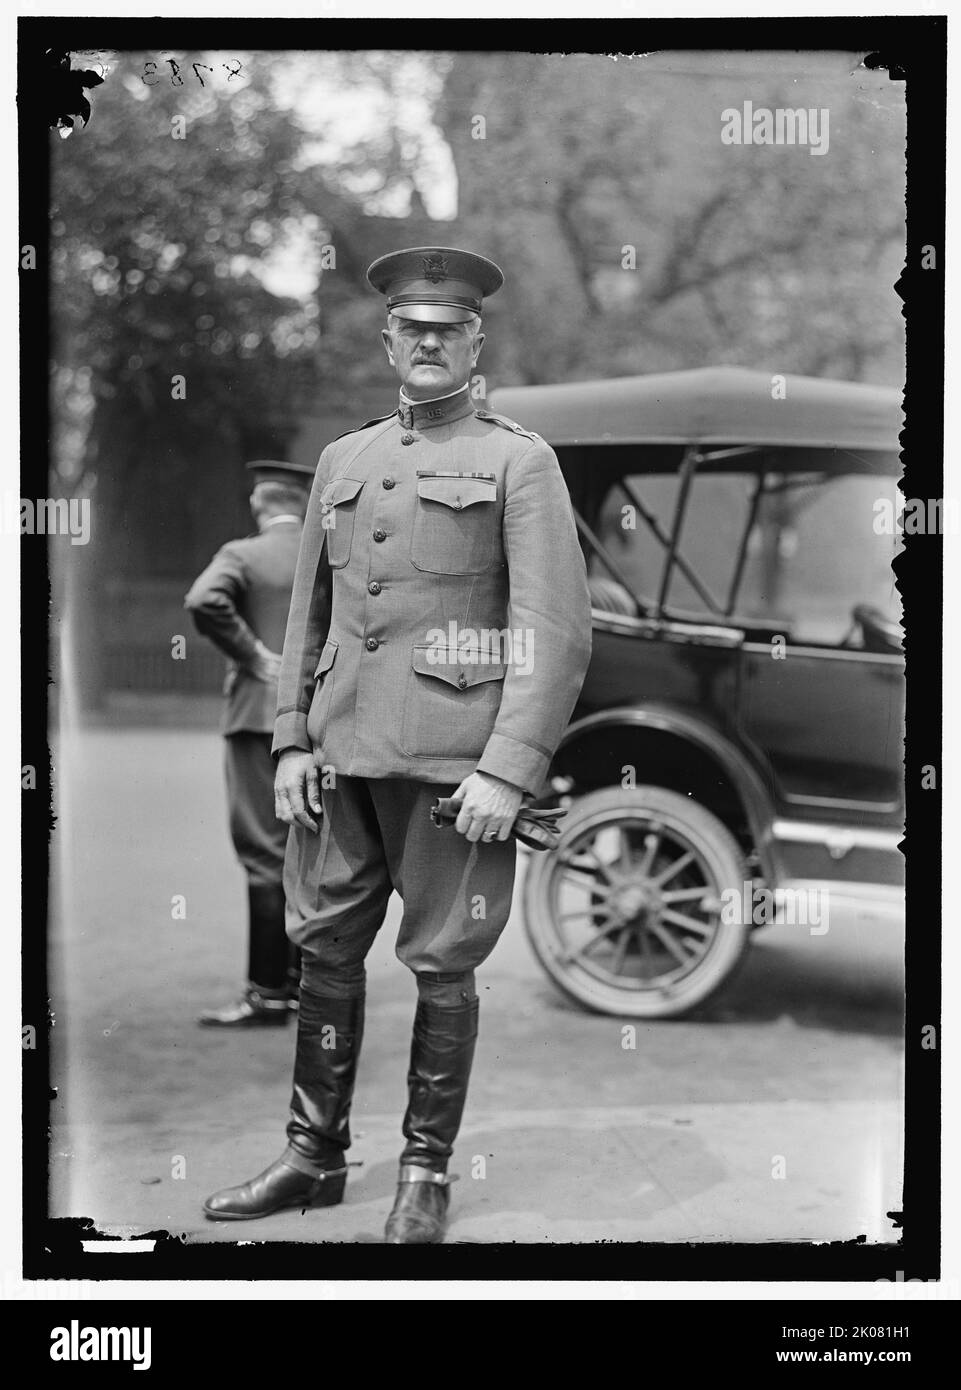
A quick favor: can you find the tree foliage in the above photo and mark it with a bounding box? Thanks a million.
[51,51,321,462]
[52,48,905,493]
[433,51,905,385]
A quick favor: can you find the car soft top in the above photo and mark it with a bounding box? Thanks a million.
[490,365,902,455]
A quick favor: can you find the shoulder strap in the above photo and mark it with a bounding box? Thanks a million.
[331,410,396,445]
[473,408,540,441]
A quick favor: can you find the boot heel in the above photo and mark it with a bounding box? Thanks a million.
[308,1167,347,1207]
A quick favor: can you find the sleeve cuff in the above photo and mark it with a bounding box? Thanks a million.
[271,711,311,759]
[233,633,261,663]
[477,732,551,797]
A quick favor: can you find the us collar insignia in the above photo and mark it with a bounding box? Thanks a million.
[422,254,449,283]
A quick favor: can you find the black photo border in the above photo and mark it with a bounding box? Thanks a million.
[18,11,944,1286]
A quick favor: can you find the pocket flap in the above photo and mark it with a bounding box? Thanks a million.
[313,638,338,679]
[320,477,365,511]
[416,475,496,511]
[411,644,507,688]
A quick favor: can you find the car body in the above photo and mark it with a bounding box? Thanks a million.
[490,366,904,1018]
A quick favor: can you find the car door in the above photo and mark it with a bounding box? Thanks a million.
[736,642,904,815]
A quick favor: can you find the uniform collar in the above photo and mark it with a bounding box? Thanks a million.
[260,514,303,530]
[397,382,475,432]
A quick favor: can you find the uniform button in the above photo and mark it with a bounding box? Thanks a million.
[368,581,382,595]
[401,433,415,445]
[366,637,380,652]
[457,673,468,689]
[372,528,387,542]
[382,476,396,489]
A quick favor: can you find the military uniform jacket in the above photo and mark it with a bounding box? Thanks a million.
[273,388,593,795]
[185,519,304,736]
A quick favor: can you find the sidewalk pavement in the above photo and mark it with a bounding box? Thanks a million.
[49,728,904,1245]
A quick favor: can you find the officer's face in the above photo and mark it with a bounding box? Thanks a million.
[381,318,484,399]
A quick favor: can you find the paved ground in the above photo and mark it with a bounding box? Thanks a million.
[48,722,904,1245]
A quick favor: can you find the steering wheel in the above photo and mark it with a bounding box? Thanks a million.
[849,603,902,655]
[588,575,647,618]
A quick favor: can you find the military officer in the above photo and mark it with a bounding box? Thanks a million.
[203,247,593,1242]
[185,460,316,1026]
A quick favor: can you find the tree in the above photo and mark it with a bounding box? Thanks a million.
[49,51,329,702]
[433,51,905,386]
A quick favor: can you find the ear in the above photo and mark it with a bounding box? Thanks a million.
[381,326,396,366]
[471,331,486,366]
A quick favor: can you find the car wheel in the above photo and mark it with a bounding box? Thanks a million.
[522,786,750,1019]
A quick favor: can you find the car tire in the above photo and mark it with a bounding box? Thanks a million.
[522,785,751,1019]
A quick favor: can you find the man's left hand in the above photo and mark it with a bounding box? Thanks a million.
[452,771,524,844]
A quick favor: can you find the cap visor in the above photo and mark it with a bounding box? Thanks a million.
[388,303,476,324]
[250,471,311,487]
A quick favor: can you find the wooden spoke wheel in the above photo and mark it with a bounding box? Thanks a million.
[522,786,750,1018]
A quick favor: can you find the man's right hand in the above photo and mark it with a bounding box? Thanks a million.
[274,750,322,833]
[245,640,283,683]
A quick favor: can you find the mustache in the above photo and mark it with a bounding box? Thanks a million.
[413,355,445,365]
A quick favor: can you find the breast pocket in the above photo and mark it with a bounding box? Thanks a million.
[320,477,365,569]
[410,474,498,575]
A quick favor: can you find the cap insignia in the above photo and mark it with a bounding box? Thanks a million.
[421,254,449,283]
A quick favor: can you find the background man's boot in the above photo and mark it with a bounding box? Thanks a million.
[287,941,302,1011]
[385,997,478,1244]
[203,989,364,1219]
[198,883,291,1027]
[198,982,290,1027]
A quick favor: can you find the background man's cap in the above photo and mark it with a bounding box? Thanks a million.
[367,246,504,323]
[245,460,316,489]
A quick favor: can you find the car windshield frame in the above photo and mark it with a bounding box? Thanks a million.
[565,444,896,627]
[491,368,903,634]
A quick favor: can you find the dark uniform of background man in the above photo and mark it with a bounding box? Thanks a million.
[204,248,593,1243]
[185,461,316,1026]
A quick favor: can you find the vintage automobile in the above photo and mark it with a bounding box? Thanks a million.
[490,366,904,1019]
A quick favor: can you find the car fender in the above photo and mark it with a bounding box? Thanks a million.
[555,703,781,882]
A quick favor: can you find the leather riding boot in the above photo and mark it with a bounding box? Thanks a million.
[202,1148,347,1221]
[385,997,479,1244]
[286,988,365,1164]
[202,990,364,1221]
[198,884,292,1027]
[384,1166,453,1244]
